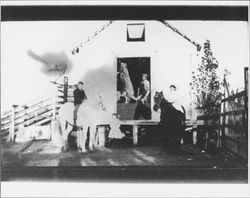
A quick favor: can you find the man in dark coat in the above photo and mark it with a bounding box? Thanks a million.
[73,81,87,124]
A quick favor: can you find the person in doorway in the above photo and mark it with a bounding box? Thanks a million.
[136,73,150,104]
[73,81,87,125]
[134,73,151,120]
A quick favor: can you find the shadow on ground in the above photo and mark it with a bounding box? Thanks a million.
[1,140,248,182]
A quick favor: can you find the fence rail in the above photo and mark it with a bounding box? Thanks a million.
[220,67,248,161]
[1,76,75,142]
[194,68,248,160]
[219,89,248,160]
[1,96,55,142]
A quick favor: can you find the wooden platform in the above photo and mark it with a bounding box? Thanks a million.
[100,120,195,146]
[1,140,247,182]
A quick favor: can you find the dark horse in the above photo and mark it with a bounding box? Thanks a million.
[153,91,186,149]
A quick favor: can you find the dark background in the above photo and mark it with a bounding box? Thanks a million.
[117,57,151,120]
[117,57,150,97]
[1,6,248,21]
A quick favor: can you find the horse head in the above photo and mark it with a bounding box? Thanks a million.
[119,62,129,75]
[153,91,164,111]
[153,91,175,112]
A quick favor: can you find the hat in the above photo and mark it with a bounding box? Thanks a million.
[170,84,176,89]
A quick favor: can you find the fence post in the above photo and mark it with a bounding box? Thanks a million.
[63,76,68,103]
[9,105,16,141]
[244,67,248,95]
[243,67,248,141]
[133,124,138,145]
[52,87,57,120]
[217,103,223,148]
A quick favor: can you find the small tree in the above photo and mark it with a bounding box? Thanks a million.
[191,40,222,120]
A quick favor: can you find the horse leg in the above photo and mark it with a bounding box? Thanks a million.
[61,121,73,152]
[161,124,171,148]
[78,125,88,153]
[171,125,182,150]
[76,127,82,150]
[88,125,96,151]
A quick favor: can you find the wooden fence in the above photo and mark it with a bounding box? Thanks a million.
[1,95,54,142]
[218,67,248,160]
[219,89,248,160]
[1,76,75,142]
[194,68,248,160]
[195,113,220,152]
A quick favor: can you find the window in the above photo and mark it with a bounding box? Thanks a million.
[127,23,145,42]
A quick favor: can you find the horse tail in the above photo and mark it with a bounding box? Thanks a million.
[58,117,67,132]
[65,120,69,130]
[181,106,186,119]
[181,106,186,126]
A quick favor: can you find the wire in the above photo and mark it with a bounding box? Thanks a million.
[71,21,114,55]
[160,20,202,52]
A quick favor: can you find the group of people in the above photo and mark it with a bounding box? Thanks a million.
[71,73,151,140]
[73,80,184,118]
[133,73,185,120]
[72,70,184,141]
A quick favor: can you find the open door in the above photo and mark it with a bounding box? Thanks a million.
[117,57,151,120]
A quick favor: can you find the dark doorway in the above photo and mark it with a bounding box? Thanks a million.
[117,57,151,120]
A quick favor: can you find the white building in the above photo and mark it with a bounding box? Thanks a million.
[66,20,198,121]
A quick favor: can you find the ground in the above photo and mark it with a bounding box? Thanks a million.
[1,139,247,182]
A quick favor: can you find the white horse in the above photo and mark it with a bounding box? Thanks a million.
[58,94,114,153]
[58,64,118,152]
[118,62,137,103]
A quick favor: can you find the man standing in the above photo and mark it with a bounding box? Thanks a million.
[73,81,87,124]
[136,73,150,104]
[134,73,151,120]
